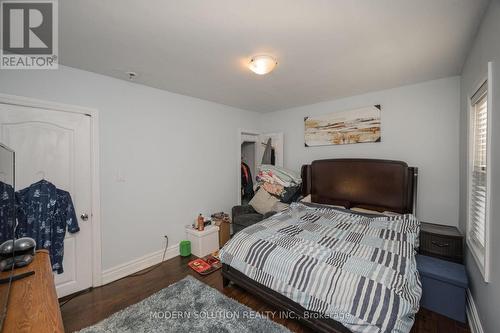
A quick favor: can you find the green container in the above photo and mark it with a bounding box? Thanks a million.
[179,240,191,257]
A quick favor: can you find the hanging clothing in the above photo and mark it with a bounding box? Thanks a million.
[261,138,273,165]
[241,162,254,202]
[16,179,79,274]
[0,181,16,243]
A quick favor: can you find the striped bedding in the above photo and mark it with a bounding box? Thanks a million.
[220,202,422,333]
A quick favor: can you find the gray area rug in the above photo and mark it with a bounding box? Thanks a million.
[77,275,291,333]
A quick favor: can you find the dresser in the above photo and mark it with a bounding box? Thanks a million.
[419,222,464,263]
[0,250,64,333]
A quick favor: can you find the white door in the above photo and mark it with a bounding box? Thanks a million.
[0,103,93,297]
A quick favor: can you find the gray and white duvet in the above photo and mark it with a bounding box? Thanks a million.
[220,202,422,333]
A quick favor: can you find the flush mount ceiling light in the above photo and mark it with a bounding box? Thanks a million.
[248,55,278,75]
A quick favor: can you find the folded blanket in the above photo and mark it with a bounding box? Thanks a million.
[256,165,302,203]
[257,164,302,187]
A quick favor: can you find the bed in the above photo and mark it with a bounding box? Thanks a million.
[220,159,420,333]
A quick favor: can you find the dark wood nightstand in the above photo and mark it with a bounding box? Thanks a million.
[419,222,464,263]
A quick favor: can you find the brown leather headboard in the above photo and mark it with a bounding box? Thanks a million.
[301,159,417,214]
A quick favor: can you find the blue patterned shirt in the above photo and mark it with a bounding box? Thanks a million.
[16,180,79,273]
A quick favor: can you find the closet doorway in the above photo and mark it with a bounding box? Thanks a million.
[0,94,101,297]
[237,129,283,205]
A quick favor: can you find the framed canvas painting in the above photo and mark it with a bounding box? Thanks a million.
[304,105,381,146]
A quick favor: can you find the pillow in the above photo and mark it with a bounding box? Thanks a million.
[318,199,351,209]
[315,203,347,209]
[272,201,290,212]
[350,207,385,215]
[303,202,347,211]
[350,207,402,216]
[382,211,402,216]
[249,188,280,215]
[300,194,312,203]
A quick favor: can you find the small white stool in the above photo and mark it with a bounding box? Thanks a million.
[185,225,220,257]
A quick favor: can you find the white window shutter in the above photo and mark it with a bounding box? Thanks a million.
[469,82,488,257]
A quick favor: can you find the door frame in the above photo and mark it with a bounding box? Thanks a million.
[0,93,103,287]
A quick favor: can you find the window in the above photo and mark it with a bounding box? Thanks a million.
[468,80,490,281]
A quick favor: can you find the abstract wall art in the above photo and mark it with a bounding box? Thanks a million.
[304,105,381,146]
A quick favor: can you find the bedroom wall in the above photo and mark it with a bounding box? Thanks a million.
[0,66,259,274]
[459,1,500,332]
[260,77,461,226]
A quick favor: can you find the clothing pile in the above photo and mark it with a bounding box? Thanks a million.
[256,164,302,203]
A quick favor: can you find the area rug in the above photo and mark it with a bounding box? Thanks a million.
[77,275,291,333]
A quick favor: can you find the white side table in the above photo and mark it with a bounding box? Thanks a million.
[185,225,220,257]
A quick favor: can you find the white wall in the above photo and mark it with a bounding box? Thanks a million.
[260,77,461,226]
[0,66,259,271]
[459,1,500,332]
[0,66,463,281]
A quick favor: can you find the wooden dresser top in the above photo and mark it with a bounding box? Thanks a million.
[420,221,462,238]
[0,250,64,333]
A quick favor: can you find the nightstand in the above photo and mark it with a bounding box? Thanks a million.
[185,225,220,257]
[419,222,464,264]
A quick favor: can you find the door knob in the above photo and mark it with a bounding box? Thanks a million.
[80,213,89,221]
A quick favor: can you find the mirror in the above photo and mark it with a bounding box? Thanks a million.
[0,143,15,329]
[0,144,14,186]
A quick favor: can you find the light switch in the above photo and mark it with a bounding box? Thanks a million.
[116,169,126,182]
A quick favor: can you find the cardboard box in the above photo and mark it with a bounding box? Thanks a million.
[213,218,231,248]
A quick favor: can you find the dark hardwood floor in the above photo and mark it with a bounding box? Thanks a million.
[60,255,470,333]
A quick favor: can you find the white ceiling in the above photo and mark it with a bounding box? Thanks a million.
[60,0,490,112]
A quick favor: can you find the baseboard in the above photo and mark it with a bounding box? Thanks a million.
[466,289,484,333]
[101,243,179,285]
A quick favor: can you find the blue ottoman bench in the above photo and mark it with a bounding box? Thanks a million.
[416,254,469,323]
